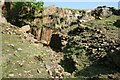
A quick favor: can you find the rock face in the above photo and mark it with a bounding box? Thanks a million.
[2,5,95,47]
[39,27,53,46]
[42,5,86,29]
[30,5,87,47]
[30,6,120,53]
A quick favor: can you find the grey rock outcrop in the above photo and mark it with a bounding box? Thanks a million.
[91,6,113,19]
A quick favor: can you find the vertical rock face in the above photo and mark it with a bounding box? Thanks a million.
[36,27,53,46]
[40,27,53,45]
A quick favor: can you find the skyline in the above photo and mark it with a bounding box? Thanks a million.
[43,0,119,2]
[44,2,119,9]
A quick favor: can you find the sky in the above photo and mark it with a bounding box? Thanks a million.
[44,2,119,9]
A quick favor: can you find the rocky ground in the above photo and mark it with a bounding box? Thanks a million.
[1,4,120,79]
[62,15,120,78]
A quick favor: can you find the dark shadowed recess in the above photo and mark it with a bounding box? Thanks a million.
[50,34,63,52]
[114,20,120,28]
[59,56,77,73]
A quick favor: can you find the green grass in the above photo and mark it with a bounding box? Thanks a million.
[83,15,120,28]
[2,33,49,78]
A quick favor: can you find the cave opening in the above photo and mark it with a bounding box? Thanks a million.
[50,34,62,52]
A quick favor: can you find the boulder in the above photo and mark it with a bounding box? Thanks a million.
[19,25,31,33]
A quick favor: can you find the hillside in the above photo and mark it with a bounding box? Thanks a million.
[1,2,120,79]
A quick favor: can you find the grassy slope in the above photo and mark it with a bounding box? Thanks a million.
[2,23,63,78]
[0,22,62,78]
[2,33,50,78]
[1,15,120,78]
